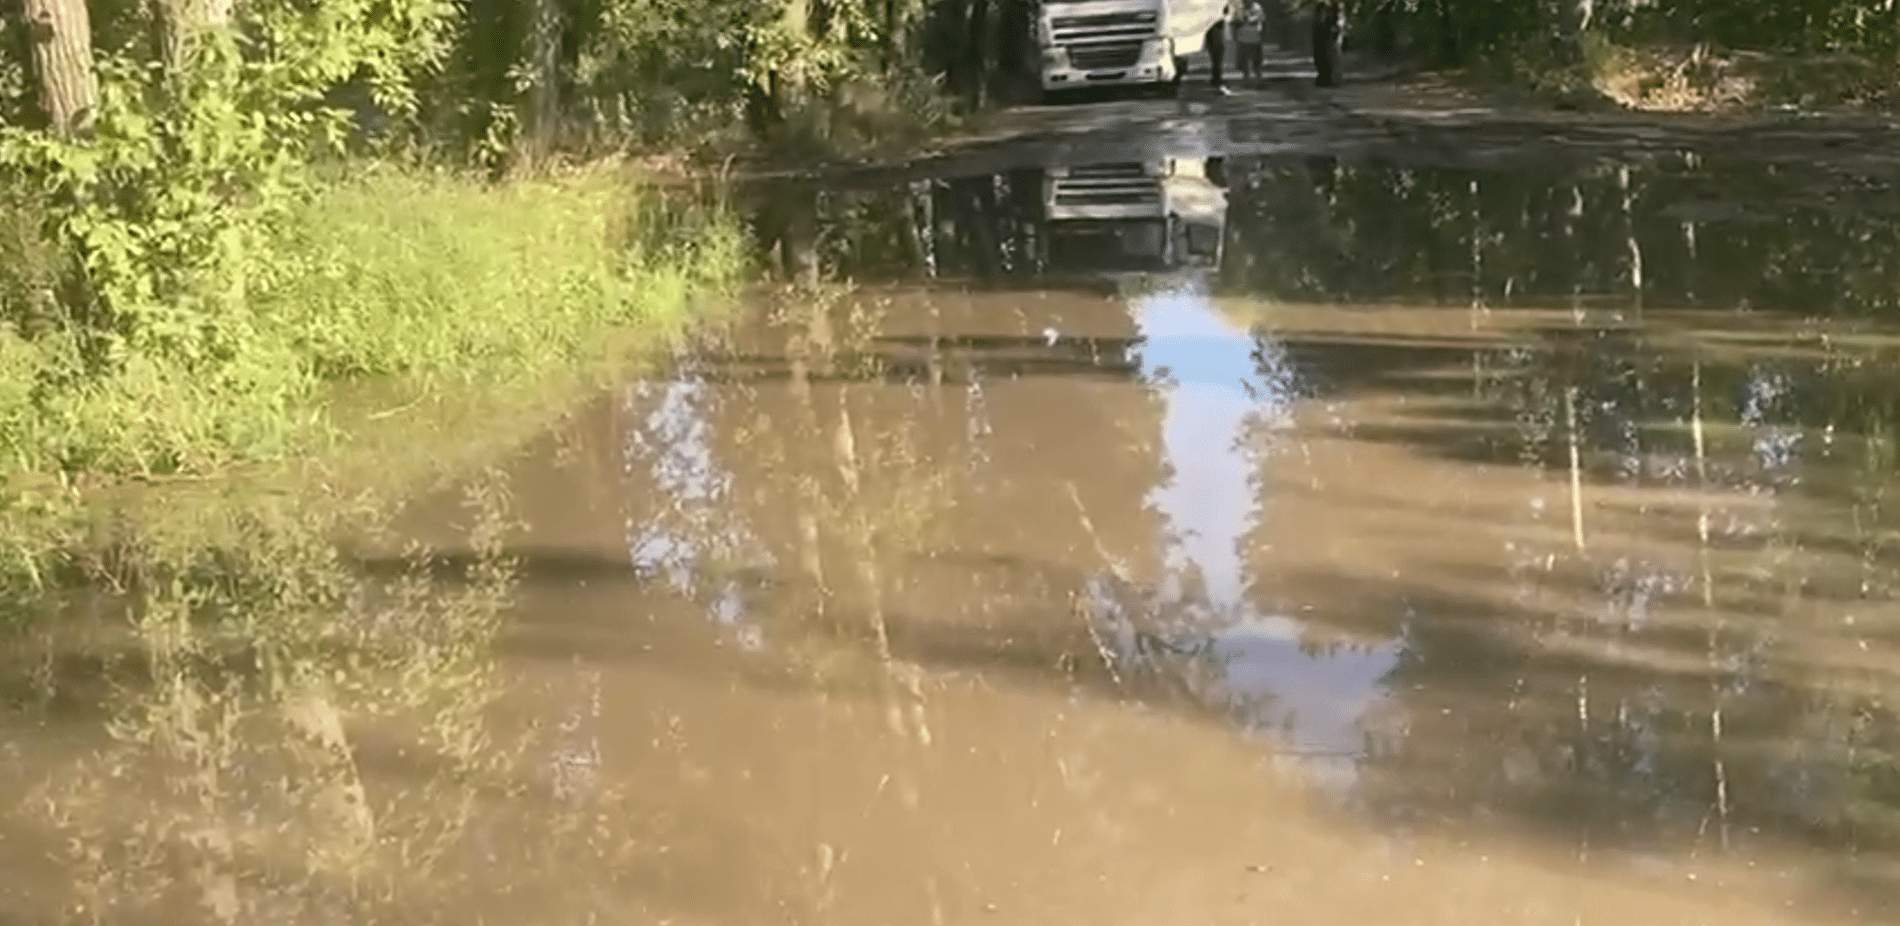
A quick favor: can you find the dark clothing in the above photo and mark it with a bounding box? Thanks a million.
[1235,1,1267,75]
[1237,40,1264,80]
[1207,20,1228,88]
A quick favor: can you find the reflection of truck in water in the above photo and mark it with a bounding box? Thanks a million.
[1039,157,1226,275]
[1034,0,1228,96]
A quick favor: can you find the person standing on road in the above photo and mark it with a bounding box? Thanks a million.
[1175,2,1235,96]
[1235,2,1266,83]
[1207,1,1232,95]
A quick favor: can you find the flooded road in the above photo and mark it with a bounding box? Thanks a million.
[810,49,1900,188]
[461,151,1900,924]
[12,150,1900,925]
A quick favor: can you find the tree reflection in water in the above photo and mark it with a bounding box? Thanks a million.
[698,152,1900,914]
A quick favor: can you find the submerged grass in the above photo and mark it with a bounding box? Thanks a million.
[0,160,744,923]
[16,470,529,925]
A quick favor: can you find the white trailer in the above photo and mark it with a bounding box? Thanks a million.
[1033,0,1229,97]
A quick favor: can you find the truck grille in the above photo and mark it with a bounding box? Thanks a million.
[1051,8,1156,72]
[1066,41,1144,71]
[1067,163,1150,180]
[1054,186,1161,207]
[1052,164,1161,207]
[1051,10,1158,43]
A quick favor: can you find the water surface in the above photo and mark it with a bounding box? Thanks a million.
[10,152,1900,925]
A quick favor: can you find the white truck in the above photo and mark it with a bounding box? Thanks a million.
[1039,155,1226,275]
[1033,0,1229,97]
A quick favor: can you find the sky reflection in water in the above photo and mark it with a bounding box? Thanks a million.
[1131,275,1396,788]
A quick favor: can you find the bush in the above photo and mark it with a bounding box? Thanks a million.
[0,162,742,482]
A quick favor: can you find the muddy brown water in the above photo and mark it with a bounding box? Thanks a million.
[11,154,1900,925]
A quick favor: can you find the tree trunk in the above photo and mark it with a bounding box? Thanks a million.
[1368,1,1398,59]
[1311,2,1342,88]
[1432,0,1458,66]
[1264,0,1292,49]
[524,0,563,155]
[155,0,236,76]
[883,0,898,70]
[745,69,784,141]
[22,0,100,135]
[1892,0,1900,70]
[966,0,993,108]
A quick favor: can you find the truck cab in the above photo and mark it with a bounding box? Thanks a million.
[1039,156,1227,276]
[1035,0,1228,95]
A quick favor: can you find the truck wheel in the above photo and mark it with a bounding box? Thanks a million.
[1171,55,1188,95]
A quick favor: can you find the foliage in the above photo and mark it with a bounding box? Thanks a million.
[0,0,780,492]
[0,165,737,482]
[412,0,964,163]
[0,0,948,425]
[0,2,459,362]
[1354,0,1900,77]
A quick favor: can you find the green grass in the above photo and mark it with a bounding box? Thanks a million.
[259,163,738,379]
[0,159,744,605]
[1,160,741,471]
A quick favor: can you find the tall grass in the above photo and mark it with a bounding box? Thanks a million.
[0,163,740,480]
[0,161,741,601]
[259,164,739,380]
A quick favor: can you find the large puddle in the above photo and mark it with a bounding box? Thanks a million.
[10,151,1900,925]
